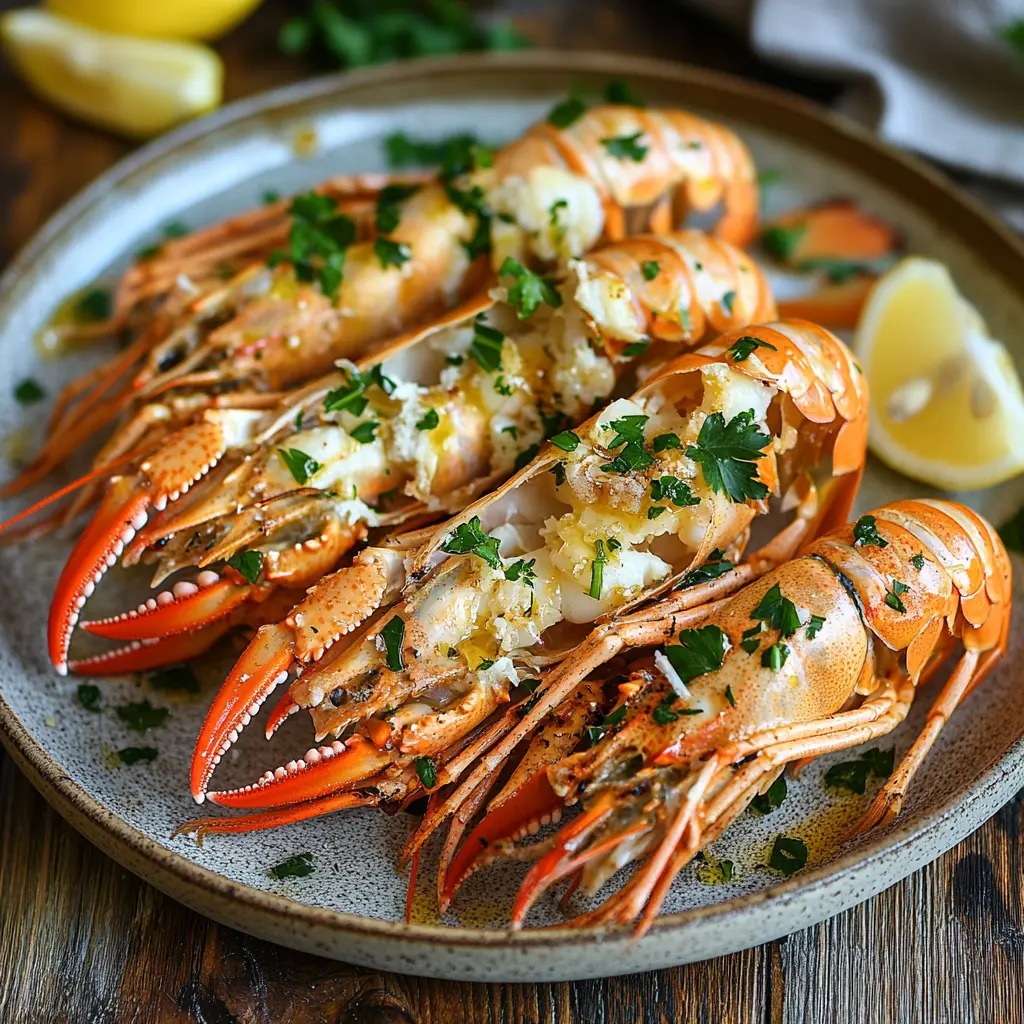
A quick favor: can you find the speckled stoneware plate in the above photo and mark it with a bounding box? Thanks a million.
[2,52,1024,982]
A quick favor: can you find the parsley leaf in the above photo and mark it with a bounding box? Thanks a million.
[442,516,501,568]
[471,320,505,372]
[750,774,787,815]
[853,514,888,548]
[604,79,644,105]
[14,379,45,404]
[824,748,893,795]
[380,616,405,672]
[911,553,925,571]
[275,191,356,300]
[350,420,379,444]
[550,430,580,452]
[77,683,102,712]
[652,694,680,725]
[724,684,736,707]
[761,643,790,671]
[416,408,440,431]
[504,558,536,586]
[415,756,438,789]
[641,260,660,281]
[601,132,648,161]
[676,549,735,589]
[606,414,648,447]
[885,579,909,614]
[147,665,200,694]
[650,475,700,508]
[653,433,683,452]
[74,287,112,323]
[115,699,168,734]
[547,94,587,128]
[751,584,802,638]
[374,237,412,269]
[270,852,314,879]
[499,257,562,319]
[664,625,727,684]
[686,410,770,503]
[768,835,807,875]
[514,444,540,471]
[117,747,157,766]
[226,549,264,585]
[762,222,807,262]
[727,335,777,362]
[805,614,826,640]
[278,447,321,485]
[374,183,420,234]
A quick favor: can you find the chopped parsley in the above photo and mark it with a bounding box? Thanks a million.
[384,131,487,169]
[694,854,734,885]
[586,704,627,747]
[623,340,649,358]
[641,260,660,281]
[677,549,735,589]
[226,549,264,585]
[493,375,513,397]
[14,379,45,404]
[589,539,608,599]
[727,335,777,362]
[278,447,321,485]
[601,132,648,162]
[603,79,644,106]
[605,414,648,447]
[751,584,802,638]
[761,222,807,262]
[269,852,314,879]
[685,410,770,502]
[547,94,587,129]
[805,614,827,640]
[653,433,683,452]
[470,320,505,372]
[374,237,412,270]
[652,694,680,725]
[323,365,390,417]
[415,756,438,789]
[549,198,569,242]
[724,684,736,708]
[550,430,580,452]
[885,579,909,614]
[74,287,112,323]
[350,420,379,444]
[911,553,925,571]
[262,189,280,205]
[501,424,518,439]
[416,408,440,431]
[824,748,894,795]
[76,683,102,712]
[147,665,200,694]
[499,257,562,319]
[649,475,699,508]
[117,747,157,766]
[442,516,501,568]
[721,291,736,316]
[380,616,405,672]
[115,699,168,734]
[504,558,536,586]
[853,514,888,548]
[768,835,807,875]
[761,643,790,671]
[664,625,728,685]
[750,774,787,815]
[374,183,420,234]
[600,414,653,474]
[269,191,356,300]
[648,506,666,519]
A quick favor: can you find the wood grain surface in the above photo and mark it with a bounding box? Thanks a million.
[1,1,1022,1021]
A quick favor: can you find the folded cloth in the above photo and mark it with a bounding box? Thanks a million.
[690,0,1024,187]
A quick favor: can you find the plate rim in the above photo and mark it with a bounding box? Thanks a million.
[2,48,1023,970]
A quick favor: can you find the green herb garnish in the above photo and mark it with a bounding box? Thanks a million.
[805,614,826,640]
[885,579,909,614]
[278,447,321,485]
[499,257,562,319]
[14,379,45,404]
[685,410,770,503]
[147,665,200,694]
[117,747,157,766]
[550,430,580,452]
[226,549,264,585]
[750,774,787,815]
[762,222,807,262]
[911,553,925,570]
[768,835,807,875]
[853,514,888,548]
[442,516,501,568]
[664,625,727,685]
[470,320,505,372]
[374,237,412,269]
[650,475,699,509]
[416,408,440,431]
[761,643,790,672]
[380,616,405,672]
[751,584,802,638]
[271,191,356,300]
[547,94,587,129]
[641,260,660,281]
[727,335,776,362]
[115,699,168,734]
[350,420,379,444]
[601,132,648,162]
[77,683,102,712]
[269,852,314,879]
[74,287,112,323]
[589,539,607,599]
[374,183,421,234]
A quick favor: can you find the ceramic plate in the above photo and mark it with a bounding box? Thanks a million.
[2,52,1024,982]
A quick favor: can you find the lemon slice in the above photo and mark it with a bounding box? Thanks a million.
[0,10,222,139]
[47,0,263,41]
[854,256,1024,491]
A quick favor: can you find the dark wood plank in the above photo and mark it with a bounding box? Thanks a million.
[1,1,1023,1021]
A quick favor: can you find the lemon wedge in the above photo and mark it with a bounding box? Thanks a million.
[0,9,222,138]
[47,0,263,41]
[854,256,1024,491]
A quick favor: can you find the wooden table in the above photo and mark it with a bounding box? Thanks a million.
[2,2,1022,1020]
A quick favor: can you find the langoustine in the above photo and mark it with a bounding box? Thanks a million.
[424,498,1009,935]
[50,229,776,676]
[181,317,867,813]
